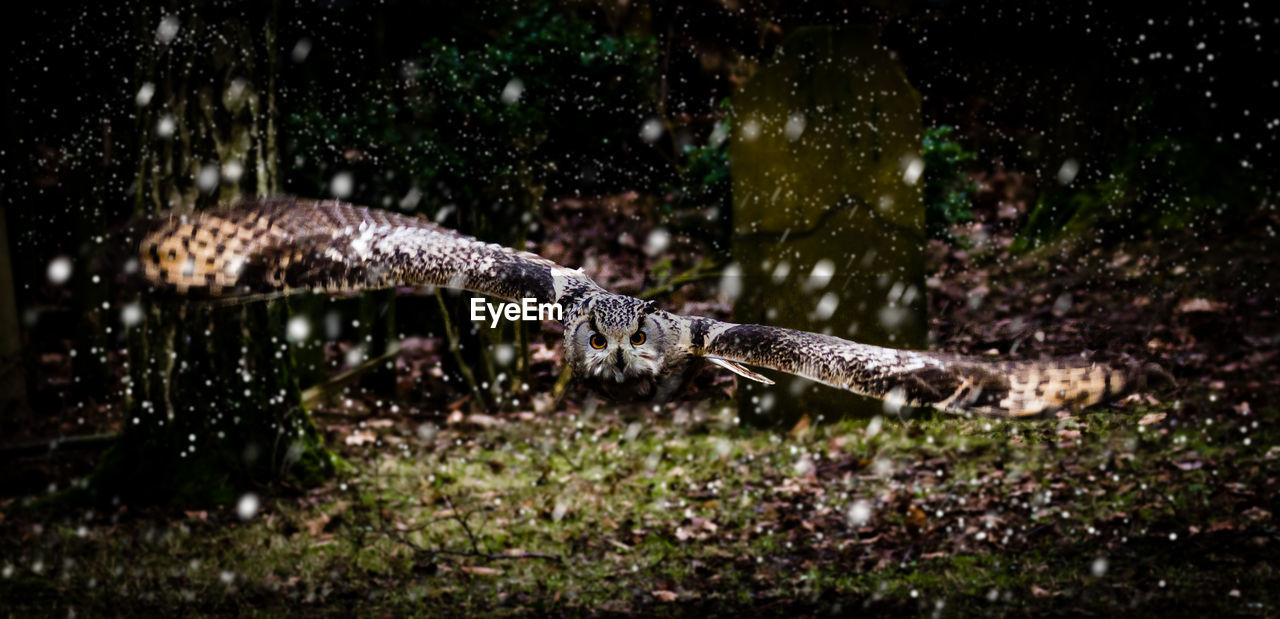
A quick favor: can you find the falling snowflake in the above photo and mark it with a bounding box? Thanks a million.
[330,172,354,198]
[1057,159,1080,185]
[135,82,155,107]
[47,257,72,285]
[501,79,524,105]
[291,38,312,63]
[847,499,873,526]
[156,115,176,139]
[639,118,664,143]
[784,113,806,142]
[155,15,180,44]
[286,315,311,342]
[236,493,260,521]
[643,228,670,257]
[196,164,219,193]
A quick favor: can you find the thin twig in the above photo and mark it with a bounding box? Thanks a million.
[550,364,575,407]
[300,346,402,409]
[434,548,562,562]
[434,290,489,410]
[442,493,483,555]
[553,448,582,471]
[639,257,726,300]
[0,432,121,459]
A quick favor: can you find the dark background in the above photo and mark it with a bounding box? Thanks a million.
[2,2,1279,614]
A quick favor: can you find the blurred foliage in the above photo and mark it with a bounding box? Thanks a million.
[1014,100,1267,252]
[285,5,659,241]
[671,117,732,209]
[921,126,979,241]
[283,4,661,410]
[673,130,731,209]
[661,113,733,253]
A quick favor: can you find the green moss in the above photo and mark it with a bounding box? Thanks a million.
[6,396,1276,615]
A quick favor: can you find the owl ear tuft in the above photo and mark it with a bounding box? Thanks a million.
[643,300,660,314]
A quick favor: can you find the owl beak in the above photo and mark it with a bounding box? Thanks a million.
[606,349,628,382]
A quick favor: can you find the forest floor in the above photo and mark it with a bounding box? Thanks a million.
[1,198,1278,615]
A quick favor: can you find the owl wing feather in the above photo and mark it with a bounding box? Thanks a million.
[128,197,599,304]
[124,198,1158,418]
[687,318,1149,418]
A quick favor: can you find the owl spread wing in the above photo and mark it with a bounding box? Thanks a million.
[125,197,599,304]
[123,198,1156,418]
[686,318,1159,417]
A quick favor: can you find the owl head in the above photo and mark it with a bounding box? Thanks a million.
[564,294,685,400]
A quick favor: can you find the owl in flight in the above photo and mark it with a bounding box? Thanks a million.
[124,198,1160,418]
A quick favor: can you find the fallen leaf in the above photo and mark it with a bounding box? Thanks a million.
[906,505,927,530]
[345,429,377,446]
[1031,585,1052,598]
[464,413,503,428]
[460,566,503,576]
[674,517,718,541]
[1176,298,1223,313]
[1138,412,1166,425]
[304,513,331,536]
[651,590,678,602]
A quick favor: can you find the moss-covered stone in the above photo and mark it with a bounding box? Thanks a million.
[731,25,927,428]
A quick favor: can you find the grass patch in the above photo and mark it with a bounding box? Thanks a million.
[2,393,1275,614]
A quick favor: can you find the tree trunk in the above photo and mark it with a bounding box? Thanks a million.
[0,205,26,417]
[88,2,335,504]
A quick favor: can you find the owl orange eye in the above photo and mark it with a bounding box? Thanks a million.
[589,334,607,349]
[630,331,646,346]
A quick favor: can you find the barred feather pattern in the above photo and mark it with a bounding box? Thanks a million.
[687,320,1141,417]
[133,198,599,304]
[125,198,1159,418]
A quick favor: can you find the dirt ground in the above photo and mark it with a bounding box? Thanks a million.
[1,198,1277,615]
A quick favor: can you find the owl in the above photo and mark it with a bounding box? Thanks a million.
[122,198,1166,418]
